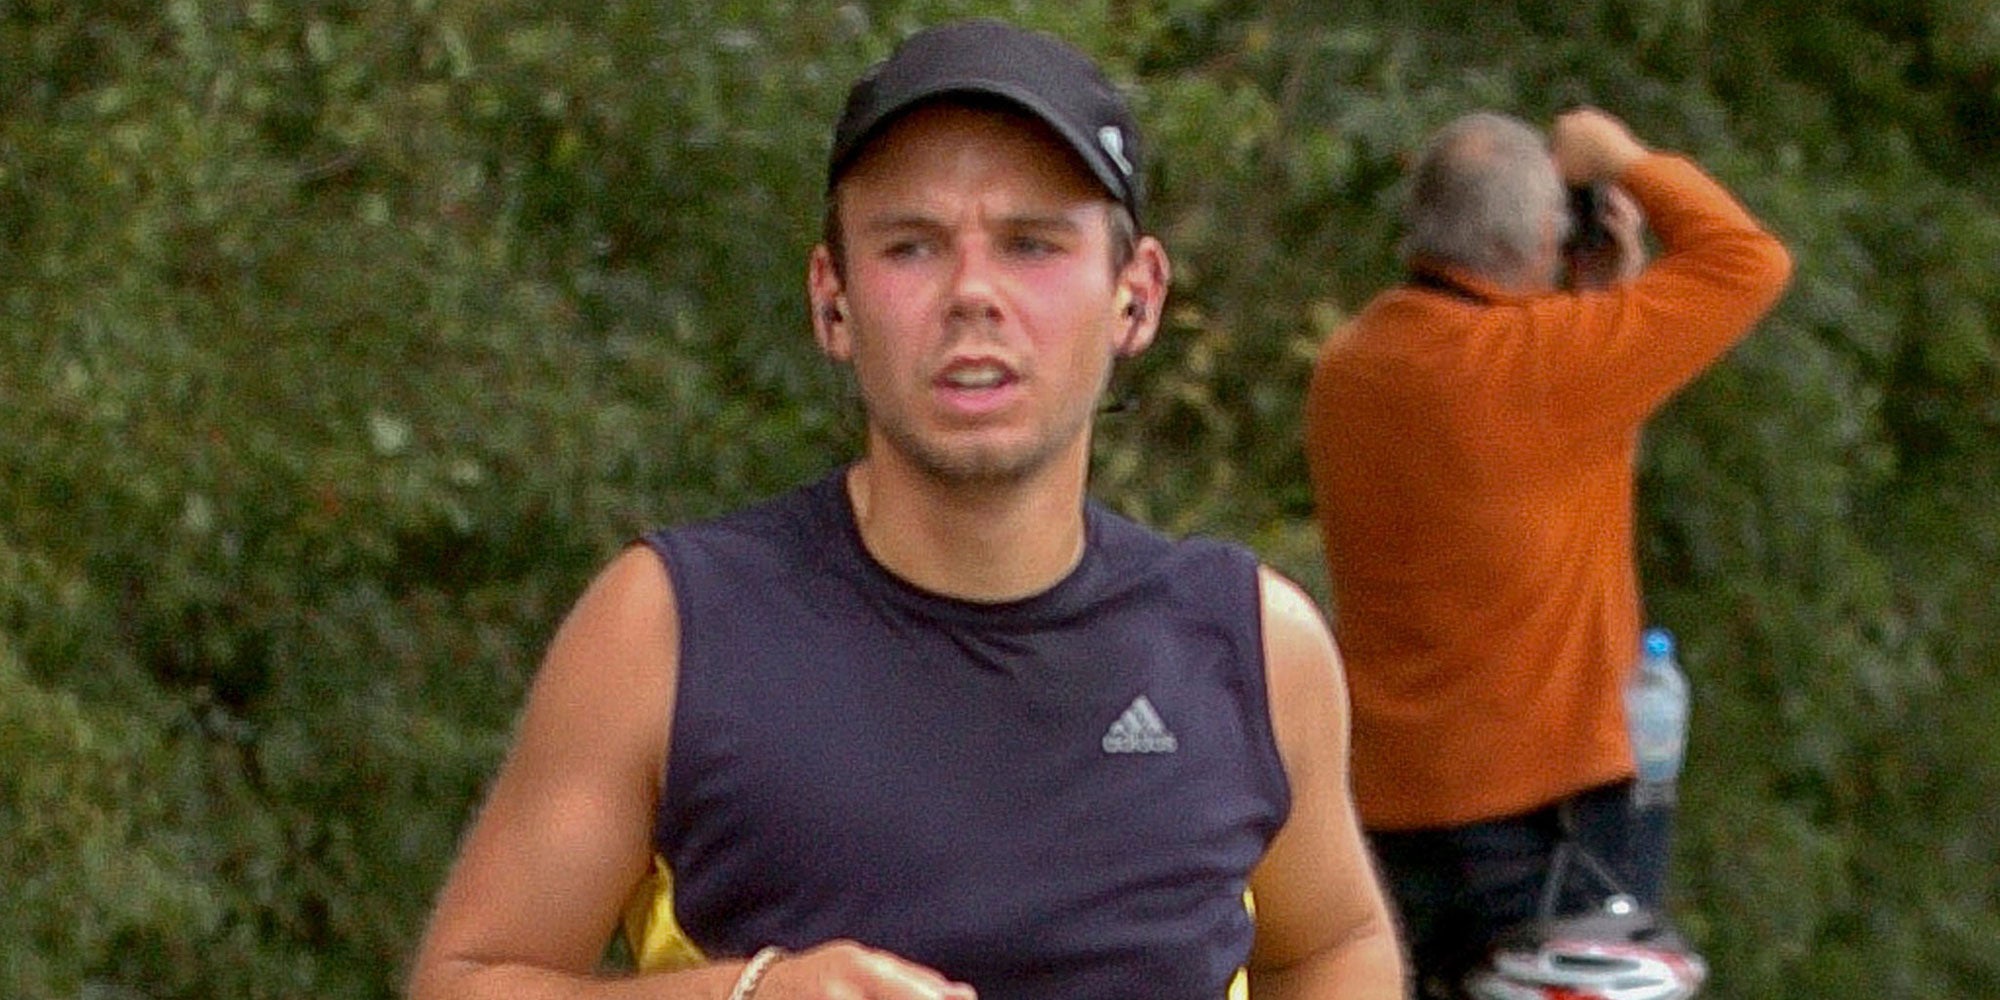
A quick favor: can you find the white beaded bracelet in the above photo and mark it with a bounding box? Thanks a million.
[727,945,786,1000]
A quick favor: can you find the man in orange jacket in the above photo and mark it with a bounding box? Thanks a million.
[1304,107,1792,997]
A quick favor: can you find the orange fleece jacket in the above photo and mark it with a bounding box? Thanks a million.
[1305,152,1793,830]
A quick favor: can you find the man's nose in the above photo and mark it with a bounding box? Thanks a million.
[944,238,1004,324]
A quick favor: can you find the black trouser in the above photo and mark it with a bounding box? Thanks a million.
[1367,782,1667,999]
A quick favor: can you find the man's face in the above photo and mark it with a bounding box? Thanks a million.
[811,103,1157,486]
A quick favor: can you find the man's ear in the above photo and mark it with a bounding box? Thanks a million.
[808,245,852,361]
[1113,236,1171,358]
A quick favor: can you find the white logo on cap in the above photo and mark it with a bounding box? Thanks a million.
[1097,125,1133,177]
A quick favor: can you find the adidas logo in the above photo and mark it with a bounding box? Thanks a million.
[1102,695,1178,754]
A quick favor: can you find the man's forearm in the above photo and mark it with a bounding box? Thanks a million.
[1249,923,1407,1000]
[411,958,746,1000]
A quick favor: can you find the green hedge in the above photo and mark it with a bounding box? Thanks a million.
[3,1,1994,996]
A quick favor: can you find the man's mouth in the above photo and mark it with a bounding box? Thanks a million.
[940,361,1010,389]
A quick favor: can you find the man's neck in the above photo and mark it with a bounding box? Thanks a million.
[843,454,1089,603]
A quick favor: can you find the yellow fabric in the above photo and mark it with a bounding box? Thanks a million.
[1227,887,1255,1000]
[621,855,705,973]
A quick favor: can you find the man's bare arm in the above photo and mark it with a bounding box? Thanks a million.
[407,545,716,999]
[1245,568,1406,1000]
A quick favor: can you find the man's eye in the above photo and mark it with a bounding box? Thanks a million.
[1006,235,1062,257]
[883,239,935,260]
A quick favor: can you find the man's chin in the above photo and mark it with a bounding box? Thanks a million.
[903,438,1055,487]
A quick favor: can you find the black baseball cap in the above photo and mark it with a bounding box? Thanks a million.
[827,19,1145,221]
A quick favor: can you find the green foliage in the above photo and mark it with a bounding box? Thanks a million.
[3,0,1996,997]
[0,642,221,1000]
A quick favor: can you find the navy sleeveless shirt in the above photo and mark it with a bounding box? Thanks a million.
[641,468,1290,999]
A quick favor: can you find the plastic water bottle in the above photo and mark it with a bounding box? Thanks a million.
[1626,627,1689,808]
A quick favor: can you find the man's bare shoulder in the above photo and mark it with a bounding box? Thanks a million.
[1253,566,1347,759]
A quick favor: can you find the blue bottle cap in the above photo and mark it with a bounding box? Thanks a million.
[1642,627,1675,658]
